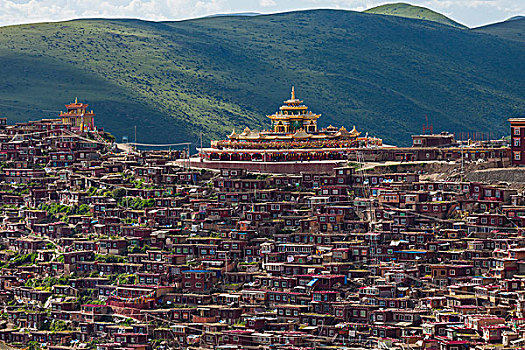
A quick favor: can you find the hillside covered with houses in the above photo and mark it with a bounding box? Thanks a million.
[0,112,525,350]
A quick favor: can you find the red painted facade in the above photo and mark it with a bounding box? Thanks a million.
[509,118,525,165]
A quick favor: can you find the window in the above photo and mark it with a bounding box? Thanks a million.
[515,152,522,161]
[514,127,521,136]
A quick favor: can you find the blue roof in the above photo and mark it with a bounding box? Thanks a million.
[394,251,427,254]
[307,278,319,287]
[182,270,211,273]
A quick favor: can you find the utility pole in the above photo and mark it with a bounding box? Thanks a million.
[134,125,137,152]
[461,142,464,182]
[187,144,191,171]
[200,132,204,164]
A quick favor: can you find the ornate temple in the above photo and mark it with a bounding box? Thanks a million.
[59,98,96,132]
[268,86,320,133]
[200,87,383,167]
[220,87,377,144]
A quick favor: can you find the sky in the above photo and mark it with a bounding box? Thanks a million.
[0,0,523,28]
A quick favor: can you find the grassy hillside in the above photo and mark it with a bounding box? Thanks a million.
[474,18,525,43]
[364,3,467,28]
[0,10,523,146]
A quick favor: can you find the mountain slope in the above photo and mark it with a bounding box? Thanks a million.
[364,3,467,28]
[0,10,523,146]
[206,12,261,18]
[474,17,525,43]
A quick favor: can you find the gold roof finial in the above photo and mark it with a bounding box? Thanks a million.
[75,97,78,104]
[291,86,295,100]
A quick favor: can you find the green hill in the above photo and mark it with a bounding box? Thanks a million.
[363,3,467,29]
[474,18,525,43]
[0,10,523,146]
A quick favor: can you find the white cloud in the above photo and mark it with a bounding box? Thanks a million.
[260,0,276,7]
[0,0,228,26]
[298,0,524,26]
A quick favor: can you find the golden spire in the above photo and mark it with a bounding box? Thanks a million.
[291,86,295,100]
[75,97,78,104]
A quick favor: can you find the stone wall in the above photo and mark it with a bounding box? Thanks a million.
[466,168,525,184]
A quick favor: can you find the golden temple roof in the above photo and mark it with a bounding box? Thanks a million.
[283,86,303,105]
[292,129,311,139]
[349,126,361,137]
[228,129,239,140]
[240,127,251,137]
[268,87,321,123]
